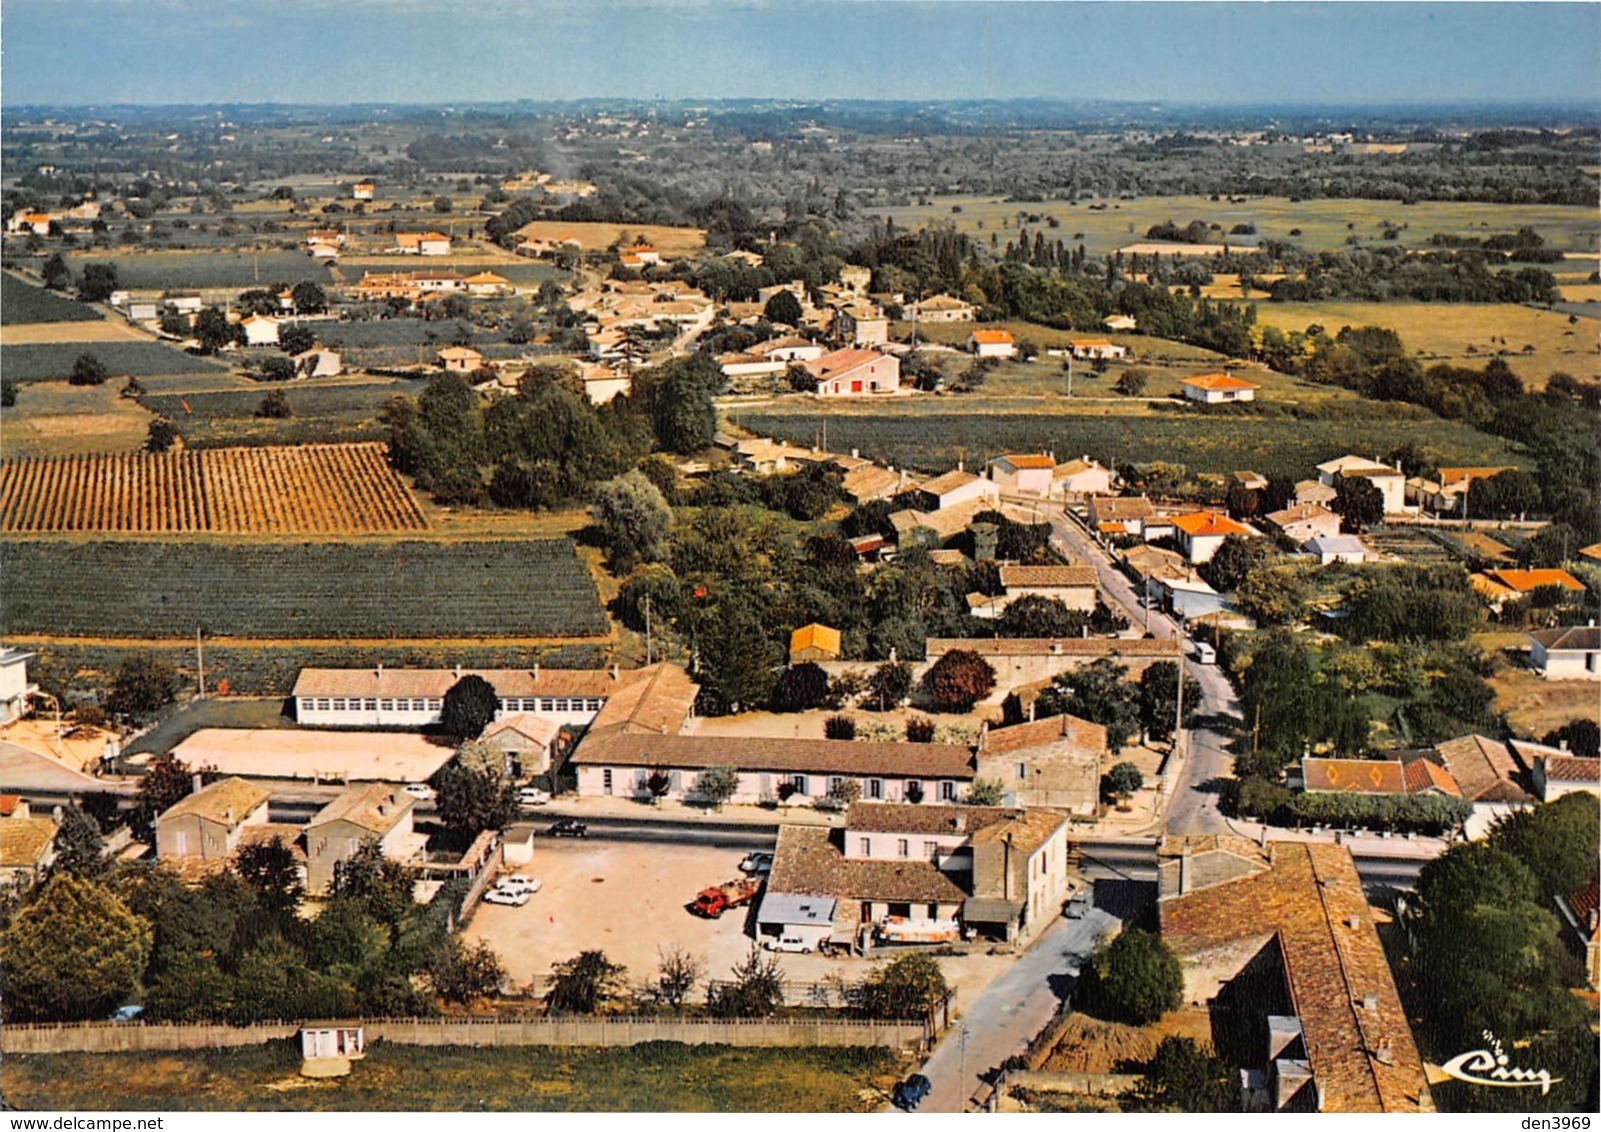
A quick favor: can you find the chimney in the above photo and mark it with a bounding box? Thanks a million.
[1559,739,1570,753]
[1179,842,1193,895]
[192,772,204,794]
[1028,701,1036,723]
[533,661,539,679]
[851,447,859,459]
[454,663,462,680]
[1374,1041,1394,1066]
[611,663,620,680]
[1348,915,1361,930]
[376,662,384,677]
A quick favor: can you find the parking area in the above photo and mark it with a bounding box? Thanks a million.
[463,837,1015,1004]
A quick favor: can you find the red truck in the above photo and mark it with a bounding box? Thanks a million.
[689,878,762,919]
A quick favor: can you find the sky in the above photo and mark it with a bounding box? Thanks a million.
[3,1,1598,108]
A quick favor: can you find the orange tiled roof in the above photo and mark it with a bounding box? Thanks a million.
[1401,758,1462,797]
[790,623,842,656]
[1182,371,1259,391]
[1303,758,1406,794]
[996,454,1056,470]
[970,329,1015,344]
[1172,510,1253,538]
[1488,568,1584,593]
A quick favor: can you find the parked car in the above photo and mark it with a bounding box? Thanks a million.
[893,1074,932,1111]
[761,932,824,954]
[1192,640,1217,664]
[547,819,588,838]
[402,782,436,802]
[518,786,551,807]
[495,875,543,895]
[739,851,774,875]
[1065,891,1092,919]
[108,1004,144,1023]
[483,887,530,907]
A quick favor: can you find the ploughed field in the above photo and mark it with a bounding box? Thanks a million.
[0,443,426,534]
[0,537,608,640]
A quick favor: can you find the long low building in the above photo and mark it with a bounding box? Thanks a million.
[922,636,1182,688]
[291,665,647,730]
[170,728,459,784]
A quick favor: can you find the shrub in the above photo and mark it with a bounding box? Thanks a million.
[905,717,936,743]
[1078,928,1183,1025]
[921,649,996,713]
[824,714,857,741]
[772,663,831,713]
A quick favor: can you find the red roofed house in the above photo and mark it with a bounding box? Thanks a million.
[1181,372,1259,404]
[974,712,1106,812]
[967,329,1017,358]
[1297,757,1461,798]
[1555,879,1600,988]
[1067,337,1128,361]
[1532,752,1601,802]
[805,349,901,397]
[1489,568,1586,595]
[1171,510,1258,564]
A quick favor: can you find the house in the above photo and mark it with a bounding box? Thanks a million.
[718,351,787,382]
[1180,372,1259,404]
[304,783,426,895]
[1297,757,1460,798]
[294,348,343,379]
[1231,471,1270,493]
[1054,457,1114,497]
[155,777,272,861]
[1554,880,1600,988]
[1580,542,1601,565]
[1528,625,1600,680]
[764,803,1072,949]
[913,468,1000,512]
[1456,531,1514,564]
[1090,496,1157,539]
[305,229,345,248]
[1153,570,1227,622]
[1486,568,1586,596]
[9,212,54,236]
[1433,734,1534,839]
[464,272,512,297]
[1172,511,1258,565]
[905,294,974,323]
[353,182,375,201]
[1316,456,1407,515]
[998,565,1098,614]
[974,713,1105,811]
[309,242,340,260]
[577,361,631,405]
[0,648,38,725]
[163,292,203,316]
[482,713,564,778]
[1262,502,1342,545]
[835,304,888,348]
[1531,752,1601,801]
[1292,479,1338,508]
[412,271,467,294]
[806,349,901,397]
[840,463,910,504]
[239,314,280,347]
[1303,535,1371,565]
[886,497,992,550]
[967,329,1017,358]
[1066,337,1128,361]
[1160,840,1433,1112]
[1103,314,1138,332]
[437,346,486,374]
[751,335,825,363]
[789,624,842,665]
[0,814,57,888]
[988,454,1056,498]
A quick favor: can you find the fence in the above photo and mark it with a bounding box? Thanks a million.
[1,1016,928,1056]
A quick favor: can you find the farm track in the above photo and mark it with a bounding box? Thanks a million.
[0,442,428,534]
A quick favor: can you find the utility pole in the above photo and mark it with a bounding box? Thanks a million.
[1173,639,1185,762]
[644,594,653,665]
[1065,353,1074,399]
[195,627,206,699]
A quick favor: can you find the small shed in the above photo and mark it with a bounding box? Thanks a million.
[502,823,539,867]
[789,623,842,664]
[301,1026,364,1060]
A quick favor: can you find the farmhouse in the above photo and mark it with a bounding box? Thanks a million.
[1180,372,1259,404]
[834,303,889,348]
[304,783,426,895]
[1066,337,1128,361]
[789,623,842,664]
[987,453,1056,497]
[154,777,271,861]
[437,346,486,374]
[913,468,1000,511]
[967,329,1017,358]
[0,648,38,726]
[1160,840,1433,1112]
[973,712,1105,811]
[1262,502,1342,545]
[1054,457,1114,497]
[904,294,974,323]
[998,564,1098,613]
[239,314,280,347]
[1316,456,1407,515]
[805,349,901,397]
[1171,511,1258,564]
[1528,624,1600,680]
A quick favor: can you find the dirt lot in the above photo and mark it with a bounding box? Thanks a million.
[512,219,707,255]
[1487,665,1599,738]
[1,319,152,344]
[464,837,1013,1006]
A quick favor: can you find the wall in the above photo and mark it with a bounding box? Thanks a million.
[295,696,601,731]
[1,1017,927,1055]
[575,764,969,806]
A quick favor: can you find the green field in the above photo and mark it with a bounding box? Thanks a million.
[0,538,608,640]
[1,276,105,324]
[2,342,227,381]
[876,193,1600,258]
[64,251,333,291]
[140,379,414,447]
[732,405,1524,484]
[0,1041,899,1112]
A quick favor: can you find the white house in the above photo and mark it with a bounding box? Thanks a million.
[1180,372,1259,404]
[437,346,486,374]
[905,295,975,323]
[751,335,825,363]
[1053,457,1114,497]
[1171,511,1259,564]
[292,665,636,732]
[1303,535,1371,565]
[578,361,632,405]
[353,182,376,201]
[1103,314,1137,332]
[154,778,271,861]
[1531,752,1601,801]
[1066,337,1128,361]
[806,349,901,397]
[1528,625,1600,681]
[988,454,1056,497]
[835,304,888,348]
[1262,502,1342,545]
[997,565,1098,614]
[967,329,1017,358]
[464,272,513,297]
[1316,456,1408,515]
[916,468,1000,511]
[294,348,343,378]
[0,649,37,725]
[304,783,426,895]
[239,314,280,347]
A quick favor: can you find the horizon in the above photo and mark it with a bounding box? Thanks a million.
[4,1,1598,109]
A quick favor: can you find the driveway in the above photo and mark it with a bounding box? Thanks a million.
[912,908,1120,1113]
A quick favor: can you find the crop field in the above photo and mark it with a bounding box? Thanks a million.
[733,406,1524,484]
[308,319,512,347]
[1252,302,1601,384]
[1,276,104,324]
[63,251,334,290]
[140,381,413,448]
[512,219,708,254]
[0,443,426,534]
[0,381,153,457]
[876,193,1600,258]
[2,342,227,382]
[0,537,608,640]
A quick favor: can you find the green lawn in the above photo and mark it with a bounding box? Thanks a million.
[0,1041,902,1112]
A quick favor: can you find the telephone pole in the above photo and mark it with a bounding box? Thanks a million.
[195,627,206,699]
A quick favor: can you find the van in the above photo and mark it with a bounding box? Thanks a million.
[1193,641,1216,665]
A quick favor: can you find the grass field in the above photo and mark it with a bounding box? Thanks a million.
[1,275,104,324]
[0,537,609,640]
[64,251,334,291]
[732,404,1524,484]
[140,380,413,447]
[876,193,1600,258]
[0,1041,900,1112]
[0,381,153,457]
[2,342,227,382]
[335,258,560,285]
[512,219,707,255]
[306,319,512,348]
[1252,301,1601,384]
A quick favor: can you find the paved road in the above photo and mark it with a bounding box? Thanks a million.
[1046,506,1237,836]
[912,909,1120,1113]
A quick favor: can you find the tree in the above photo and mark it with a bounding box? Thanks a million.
[78,262,118,302]
[772,662,831,712]
[591,470,672,571]
[965,779,1004,806]
[866,662,913,711]
[1488,793,1600,902]
[145,417,179,453]
[546,950,629,1015]
[1115,368,1149,397]
[278,324,316,356]
[0,874,152,1021]
[134,752,194,835]
[290,281,327,315]
[69,352,109,386]
[763,289,804,326]
[694,600,780,715]
[195,306,242,354]
[997,595,1088,639]
[1038,659,1140,748]
[823,714,856,740]
[649,945,704,1011]
[706,945,785,1017]
[107,651,178,722]
[42,252,72,291]
[429,938,505,1003]
[50,807,107,880]
[1235,567,1311,627]
[1541,718,1600,760]
[440,674,499,739]
[1,375,16,408]
[849,953,948,1020]
[233,834,304,917]
[330,838,415,927]
[695,765,741,810]
[905,717,936,743]
[1333,475,1384,533]
[1078,928,1183,1025]
[256,389,292,418]
[1138,661,1199,743]
[921,649,996,712]
[824,777,862,809]
[1198,535,1268,592]
[1129,1037,1239,1113]
[1104,761,1144,804]
[432,196,453,214]
[435,758,517,843]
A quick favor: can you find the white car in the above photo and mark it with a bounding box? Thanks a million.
[482,887,530,907]
[495,875,543,895]
[762,934,821,954]
[518,787,551,806]
[402,783,436,802]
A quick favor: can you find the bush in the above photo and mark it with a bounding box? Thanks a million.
[824,714,856,741]
[69,352,109,386]
[772,663,831,713]
[921,649,996,713]
[905,717,936,743]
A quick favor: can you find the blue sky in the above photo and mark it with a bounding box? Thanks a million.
[3,2,1597,107]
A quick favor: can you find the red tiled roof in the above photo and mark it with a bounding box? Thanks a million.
[1544,756,1601,783]
[998,565,1097,589]
[1489,569,1585,593]
[575,733,975,780]
[1401,759,1461,797]
[804,349,891,379]
[1302,758,1405,794]
[1181,372,1259,391]
[1432,735,1529,802]
[983,712,1107,756]
[996,454,1056,470]
[969,329,1015,344]
[1172,511,1253,538]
